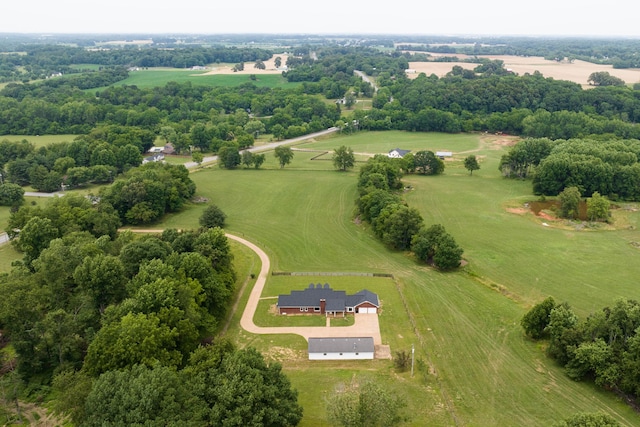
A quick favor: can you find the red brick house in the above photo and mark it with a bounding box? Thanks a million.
[277,283,379,316]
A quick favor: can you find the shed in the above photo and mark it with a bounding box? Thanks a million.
[308,337,375,360]
[436,151,453,159]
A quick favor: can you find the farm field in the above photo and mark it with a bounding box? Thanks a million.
[408,54,640,87]
[100,68,298,89]
[2,130,639,425]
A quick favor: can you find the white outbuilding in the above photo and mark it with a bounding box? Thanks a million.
[308,337,375,360]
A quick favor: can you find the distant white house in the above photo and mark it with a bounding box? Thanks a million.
[388,148,411,158]
[436,151,453,159]
[142,153,165,164]
[308,337,375,360]
[148,147,164,153]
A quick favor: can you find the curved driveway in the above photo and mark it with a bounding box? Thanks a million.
[226,233,382,345]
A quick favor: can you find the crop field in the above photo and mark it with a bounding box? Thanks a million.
[2,130,639,425]
[102,68,299,89]
[408,55,640,87]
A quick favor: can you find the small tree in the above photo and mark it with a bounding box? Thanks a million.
[274,56,282,68]
[332,146,356,171]
[241,151,255,168]
[199,204,226,229]
[254,60,266,70]
[464,155,480,175]
[587,192,610,222]
[274,146,294,169]
[191,151,204,165]
[558,186,582,219]
[326,379,405,427]
[394,350,411,372]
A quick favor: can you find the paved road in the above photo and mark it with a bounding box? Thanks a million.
[183,127,339,169]
[227,233,383,345]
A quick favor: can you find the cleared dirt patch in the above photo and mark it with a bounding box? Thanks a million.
[408,54,640,87]
[197,54,289,76]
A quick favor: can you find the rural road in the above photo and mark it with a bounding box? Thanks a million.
[227,233,383,345]
[183,127,340,168]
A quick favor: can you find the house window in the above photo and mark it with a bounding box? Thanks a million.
[340,353,343,355]
[304,307,308,312]
[347,307,353,312]
[314,307,320,312]
[323,353,327,356]
[356,353,359,355]
[300,308,304,312]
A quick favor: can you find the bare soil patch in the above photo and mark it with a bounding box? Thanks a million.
[407,54,640,87]
[197,54,289,76]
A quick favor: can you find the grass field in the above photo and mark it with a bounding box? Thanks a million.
[193,130,640,426]
[0,134,78,148]
[2,130,639,425]
[92,68,300,90]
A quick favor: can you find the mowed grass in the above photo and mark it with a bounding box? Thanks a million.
[0,134,78,148]
[95,68,299,89]
[183,130,640,426]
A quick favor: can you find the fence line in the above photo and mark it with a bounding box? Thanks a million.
[272,271,393,278]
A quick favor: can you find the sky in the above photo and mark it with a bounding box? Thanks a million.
[3,0,640,38]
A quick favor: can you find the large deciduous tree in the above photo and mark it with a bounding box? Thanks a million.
[464,155,480,175]
[587,192,610,222]
[184,343,303,427]
[0,182,24,207]
[521,297,556,339]
[274,146,294,168]
[558,186,582,219]
[199,204,227,229]
[413,150,444,175]
[332,145,355,171]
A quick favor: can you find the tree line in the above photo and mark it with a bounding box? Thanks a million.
[0,45,273,83]
[522,297,640,409]
[356,154,463,270]
[500,137,640,200]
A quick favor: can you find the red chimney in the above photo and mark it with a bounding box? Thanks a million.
[320,299,326,315]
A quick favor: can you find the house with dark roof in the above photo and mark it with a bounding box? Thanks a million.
[388,148,411,159]
[308,337,374,360]
[277,284,379,316]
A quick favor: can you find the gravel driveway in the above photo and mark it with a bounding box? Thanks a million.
[227,233,383,346]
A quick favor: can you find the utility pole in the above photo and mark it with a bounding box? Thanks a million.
[411,344,415,377]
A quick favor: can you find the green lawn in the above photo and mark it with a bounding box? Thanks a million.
[91,68,300,90]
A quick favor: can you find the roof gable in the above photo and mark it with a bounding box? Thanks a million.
[278,284,379,311]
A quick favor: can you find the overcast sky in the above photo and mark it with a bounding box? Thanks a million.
[3,0,639,38]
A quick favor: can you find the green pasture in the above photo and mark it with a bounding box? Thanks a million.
[2,130,640,425]
[0,134,78,148]
[96,68,299,89]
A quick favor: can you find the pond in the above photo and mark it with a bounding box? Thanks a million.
[528,200,588,221]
